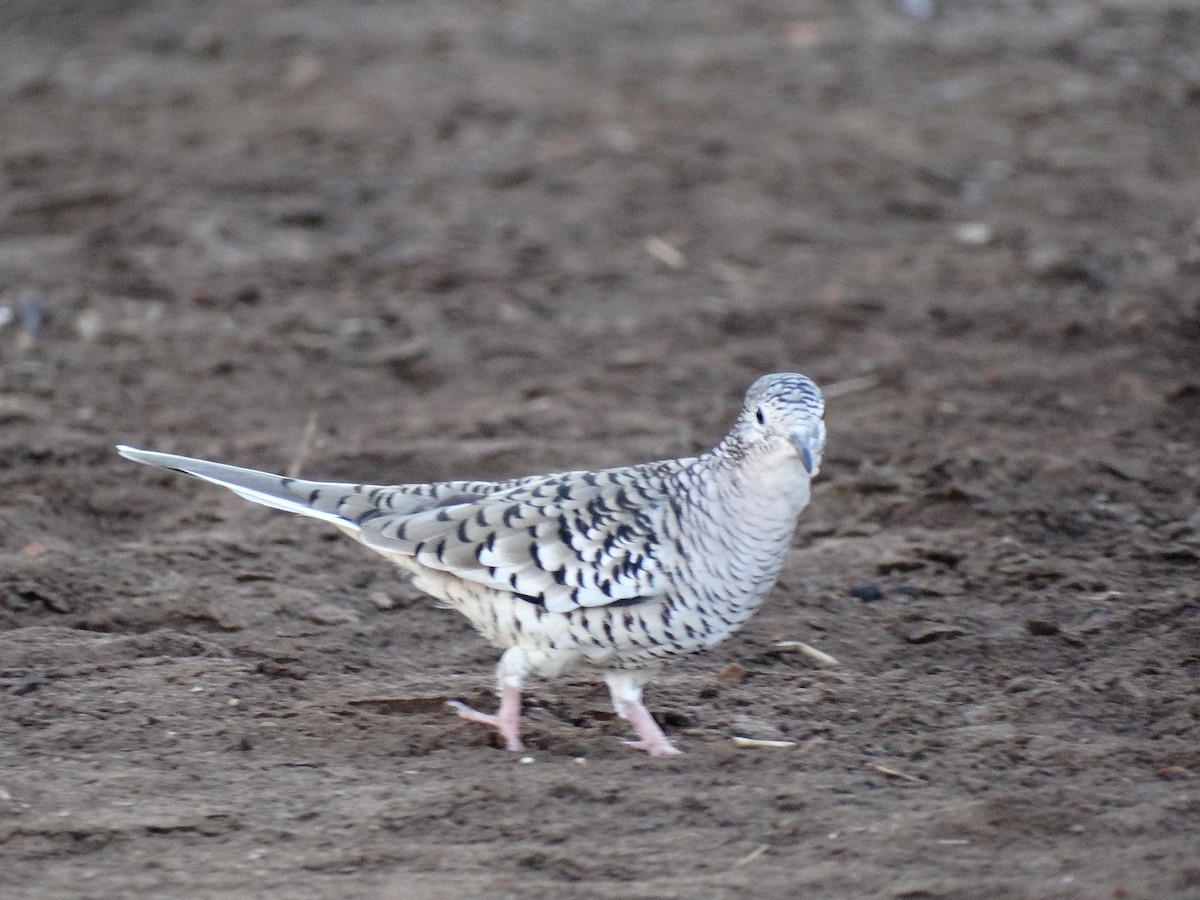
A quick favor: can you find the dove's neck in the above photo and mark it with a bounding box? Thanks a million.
[699,437,813,526]
[671,439,813,616]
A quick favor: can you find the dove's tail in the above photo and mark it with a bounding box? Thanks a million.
[116,445,371,532]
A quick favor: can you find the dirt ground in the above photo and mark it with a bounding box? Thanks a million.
[2,1,1199,897]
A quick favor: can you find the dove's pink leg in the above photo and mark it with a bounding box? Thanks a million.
[606,671,681,757]
[447,685,524,751]
[447,647,527,751]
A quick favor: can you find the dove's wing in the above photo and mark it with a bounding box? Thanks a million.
[359,462,690,614]
[117,445,688,614]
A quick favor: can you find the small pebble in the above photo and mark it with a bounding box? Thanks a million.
[306,603,360,625]
[850,583,885,603]
[955,222,993,246]
[717,662,749,684]
[1025,619,1060,636]
[644,236,685,270]
[369,591,395,610]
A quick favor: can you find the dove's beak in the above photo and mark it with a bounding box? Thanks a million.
[791,423,825,476]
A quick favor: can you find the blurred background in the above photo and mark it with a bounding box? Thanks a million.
[2,1,1198,897]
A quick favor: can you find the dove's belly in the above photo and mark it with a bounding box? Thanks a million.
[407,565,769,677]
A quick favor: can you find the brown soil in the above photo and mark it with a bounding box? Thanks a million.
[2,2,1199,897]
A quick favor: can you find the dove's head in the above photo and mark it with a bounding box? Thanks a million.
[734,373,826,476]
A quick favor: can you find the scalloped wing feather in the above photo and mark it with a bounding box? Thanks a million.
[358,469,681,613]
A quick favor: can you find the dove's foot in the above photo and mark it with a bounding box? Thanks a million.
[605,670,681,758]
[625,735,683,757]
[619,703,682,757]
[447,682,524,751]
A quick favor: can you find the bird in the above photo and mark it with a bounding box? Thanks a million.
[117,373,826,757]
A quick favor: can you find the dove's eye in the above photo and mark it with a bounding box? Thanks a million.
[755,407,765,425]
